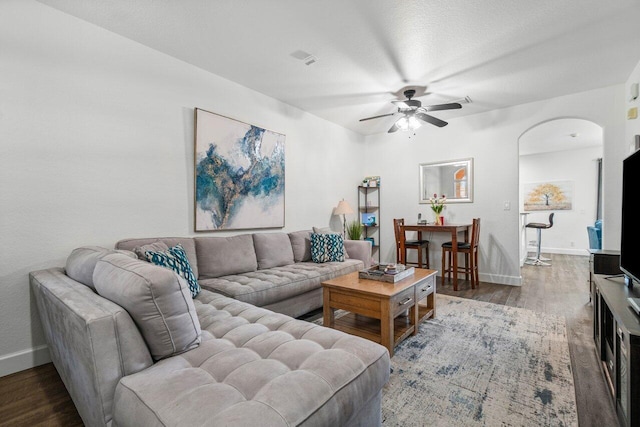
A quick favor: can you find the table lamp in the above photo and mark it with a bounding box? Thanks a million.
[334,199,354,237]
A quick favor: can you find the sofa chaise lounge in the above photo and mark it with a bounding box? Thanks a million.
[29,230,389,426]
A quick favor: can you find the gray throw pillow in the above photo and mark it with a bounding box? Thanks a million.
[65,246,137,291]
[133,241,169,260]
[93,253,201,360]
[253,233,295,269]
[313,226,335,234]
[288,230,312,262]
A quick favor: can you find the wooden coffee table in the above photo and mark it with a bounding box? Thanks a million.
[321,268,437,356]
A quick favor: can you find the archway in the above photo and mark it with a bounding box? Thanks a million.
[518,118,603,266]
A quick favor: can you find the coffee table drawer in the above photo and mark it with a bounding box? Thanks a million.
[416,275,436,302]
[391,286,415,317]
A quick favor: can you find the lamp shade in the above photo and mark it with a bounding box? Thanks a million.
[335,200,354,215]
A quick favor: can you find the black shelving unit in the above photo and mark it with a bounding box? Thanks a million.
[358,185,380,265]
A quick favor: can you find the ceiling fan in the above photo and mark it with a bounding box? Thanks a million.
[359,89,463,133]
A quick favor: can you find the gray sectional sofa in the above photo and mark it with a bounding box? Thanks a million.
[29,230,389,426]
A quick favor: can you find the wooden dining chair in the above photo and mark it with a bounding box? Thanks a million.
[441,218,480,291]
[393,218,430,268]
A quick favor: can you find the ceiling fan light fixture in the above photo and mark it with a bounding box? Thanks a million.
[408,116,422,130]
[396,116,409,131]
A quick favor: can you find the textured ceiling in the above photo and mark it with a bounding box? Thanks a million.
[38,0,640,135]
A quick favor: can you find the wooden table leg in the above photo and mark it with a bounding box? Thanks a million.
[380,299,394,356]
[411,301,418,336]
[323,289,335,327]
[451,232,459,291]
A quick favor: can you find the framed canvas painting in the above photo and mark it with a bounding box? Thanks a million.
[194,108,285,231]
[523,180,573,211]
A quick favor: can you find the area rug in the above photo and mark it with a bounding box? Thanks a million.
[315,294,578,426]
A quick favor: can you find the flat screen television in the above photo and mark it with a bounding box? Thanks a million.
[620,149,640,287]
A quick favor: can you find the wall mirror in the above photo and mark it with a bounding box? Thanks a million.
[419,158,474,204]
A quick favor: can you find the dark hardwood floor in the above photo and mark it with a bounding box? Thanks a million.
[0,254,617,426]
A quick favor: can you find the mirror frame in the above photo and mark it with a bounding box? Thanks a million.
[419,158,474,204]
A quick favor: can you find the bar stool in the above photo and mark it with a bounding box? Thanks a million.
[393,218,430,268]
[525,213,554,266]
[441,218,480,290]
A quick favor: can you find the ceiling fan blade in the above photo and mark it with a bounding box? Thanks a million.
[423,102,462,112]
[416,112,448,127]
[388,120,401,133]
[392,99,421,108]
[359,112,396,122]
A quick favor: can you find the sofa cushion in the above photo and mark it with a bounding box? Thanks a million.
[65,246,137,291]
[253,233,295,270]
[116,238,199,278]
[288,230,312,262]
[93,253,201,360]
[198,259,363,307]
[195,235,258,278]
[311,233,346,263]
[112,290,389,427]
[144,244,201,298]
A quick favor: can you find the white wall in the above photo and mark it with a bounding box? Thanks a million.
[626,61,640,153]
[519,146,603,256]
[363,85,625,286]
[0,1,365,376]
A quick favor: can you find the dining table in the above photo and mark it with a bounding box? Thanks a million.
[400,222,473,290]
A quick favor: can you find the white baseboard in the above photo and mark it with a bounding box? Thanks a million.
[0,345,51,377]
[439,271,522,286]
[525,246,590,257]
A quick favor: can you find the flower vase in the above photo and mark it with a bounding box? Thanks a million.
[434,214,442,225]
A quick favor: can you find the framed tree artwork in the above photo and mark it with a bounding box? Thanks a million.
[523,180,573,211]
[194,108,285,231]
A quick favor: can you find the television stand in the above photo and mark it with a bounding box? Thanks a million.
[591,274,640,427]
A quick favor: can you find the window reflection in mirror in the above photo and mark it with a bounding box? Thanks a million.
[419,158,473,204]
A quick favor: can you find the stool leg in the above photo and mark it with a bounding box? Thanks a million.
[524,228,551,266]
[441,248,446,285]
[425,245,430,269]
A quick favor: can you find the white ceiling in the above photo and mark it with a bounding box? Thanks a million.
[38,0,640,136]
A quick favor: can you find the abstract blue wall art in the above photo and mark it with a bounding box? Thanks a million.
[194,108,285,231]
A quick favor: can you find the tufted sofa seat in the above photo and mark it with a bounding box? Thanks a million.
[112,291,389,426]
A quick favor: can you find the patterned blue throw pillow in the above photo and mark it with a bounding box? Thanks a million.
[145,244,201,298]
[310,233,345,263]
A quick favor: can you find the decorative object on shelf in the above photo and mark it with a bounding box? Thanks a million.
[334,199,354,237]
[429,194,446,224]
[194,108,285,231]
[347,219,363,240]
[364,237,375,246]
[362,212,377,226]
[364,175,381,188]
